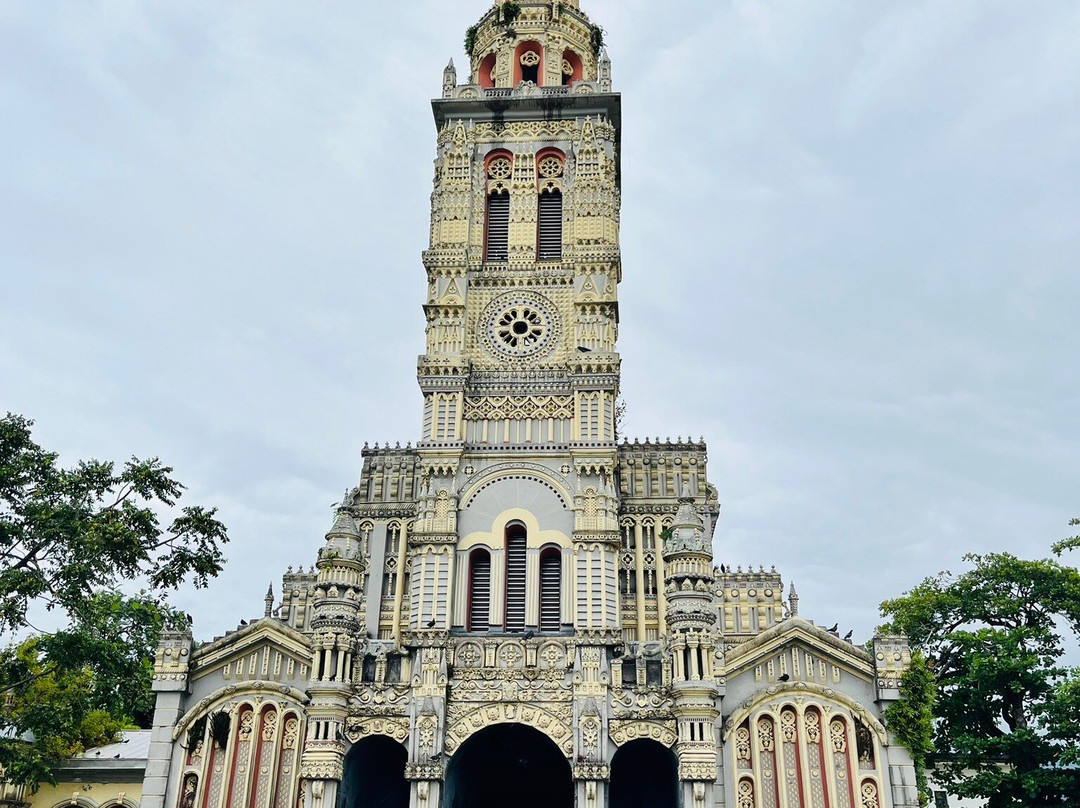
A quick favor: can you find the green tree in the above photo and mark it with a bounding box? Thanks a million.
[883,651,935,805]
[0,413,228,787]
[880,537,1080,807]
[0,591,186,788]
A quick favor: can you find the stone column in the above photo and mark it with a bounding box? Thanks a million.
[141,631,192,808]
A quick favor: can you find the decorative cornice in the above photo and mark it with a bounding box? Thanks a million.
[172,681,310,739]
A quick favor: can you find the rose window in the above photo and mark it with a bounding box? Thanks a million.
[488,157,512,180]
[496,306,546,350]
[538,156,563,178]
[483,292,560,360]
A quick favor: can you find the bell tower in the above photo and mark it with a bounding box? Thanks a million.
[419,0,620,457]
[411,0,624,647]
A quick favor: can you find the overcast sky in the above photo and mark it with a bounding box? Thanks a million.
[2,0,1078,645]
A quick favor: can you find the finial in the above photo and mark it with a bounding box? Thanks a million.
[264,583,274,618]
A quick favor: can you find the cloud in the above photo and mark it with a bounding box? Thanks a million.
[1,0,1077,645]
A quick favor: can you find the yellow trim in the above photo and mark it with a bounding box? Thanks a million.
[459,508,571,551]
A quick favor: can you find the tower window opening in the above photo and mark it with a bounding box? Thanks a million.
[478,53,497,89]
[485,191,509,261]
[537,189,563,261]
[539,547,561,632]
[467,549,491,632]
[520,49,540,84]
[505,523,527,632]
[561,50,583,86]
[514,42,543,86]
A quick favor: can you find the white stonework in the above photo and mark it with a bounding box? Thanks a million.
[142,3,921,808]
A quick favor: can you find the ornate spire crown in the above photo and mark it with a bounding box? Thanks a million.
[463,1,608,93]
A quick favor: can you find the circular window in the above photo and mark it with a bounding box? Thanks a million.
[520,50,540,67]
[482,292,561,360]
[488,157,512,180]
[538,155,563,179]
[496,306,546,349]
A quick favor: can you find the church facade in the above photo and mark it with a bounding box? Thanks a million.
[142,3,920,808]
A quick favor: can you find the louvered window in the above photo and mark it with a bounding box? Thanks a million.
[539,548,561,632]
[485,192,509,261]
[537,190,563,261]
[504,524,527,632]
[468,550,491,632]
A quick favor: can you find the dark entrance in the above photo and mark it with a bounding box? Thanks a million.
[610,739,678,808]
[443,724,572,808]
[338,736,408,808]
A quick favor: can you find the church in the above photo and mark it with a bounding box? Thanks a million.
[142,2,920,807]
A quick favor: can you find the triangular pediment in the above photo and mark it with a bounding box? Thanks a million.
[723,617,874,683]
[191,618,312,684]
[443,278,463,304]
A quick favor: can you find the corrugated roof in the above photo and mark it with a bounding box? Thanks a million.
[75,730,151,761]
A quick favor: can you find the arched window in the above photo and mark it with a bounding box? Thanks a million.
[467,549,491,632]
[478,52,497,89]
[732,702,882,808]
[539,547,561,632]
[536,153,564,261]
[180,704,304,808]
[537,189,562,260]
[485,192,509,261]
[504,522,527,632]
[485,153,512,262]
[514,42,543,85]
[561,50,583,86]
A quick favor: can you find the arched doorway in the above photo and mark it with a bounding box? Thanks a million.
[444,724,572,808]
[610,739,678,808]
[338,736,408,808]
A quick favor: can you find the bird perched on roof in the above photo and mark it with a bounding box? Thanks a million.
[522,629,535,640]
[426,618,436,628]
[827,623,838,633]
[778,674,790,682]
[843,630,853,641]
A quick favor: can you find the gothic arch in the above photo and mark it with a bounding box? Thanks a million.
[49,799,114,808]
[344,716,411,745]
[172,682,309,740]
[444,723,572,808]
[172,701,304,808]
[460,463,571,511]
[339,735,408,808]
[721,682,889,745]
[444,702,573,755]
[610,740,677,808]
[726,696,886,808]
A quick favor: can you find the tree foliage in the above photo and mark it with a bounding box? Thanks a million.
[880,539,1080,807]
[0,413,228,787]
[0,413,227,632]
[884,650,936,805]
[0,591,187,789]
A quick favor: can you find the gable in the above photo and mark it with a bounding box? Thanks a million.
[191,620,312,688]
[724,619,874,686]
